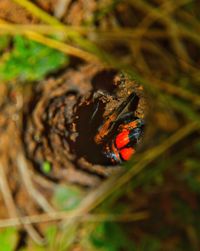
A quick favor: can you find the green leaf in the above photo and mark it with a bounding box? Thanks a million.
[0,36,69,82]
[0,228,18,251]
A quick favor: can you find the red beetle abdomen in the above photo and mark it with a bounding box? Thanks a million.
[115,130,130,149]
[120,147,135,161]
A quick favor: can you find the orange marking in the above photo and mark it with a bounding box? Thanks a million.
[119,121,138,131]
[94,113,118,144]
[120,147,135,161]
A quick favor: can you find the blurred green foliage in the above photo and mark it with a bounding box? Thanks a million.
[41,161,52,174]
[0,228,18,251]
[0,0,199,250]
[0,36,10,53]
[90,222,134,251]
[0,36,68,81]
[53,185,83,211]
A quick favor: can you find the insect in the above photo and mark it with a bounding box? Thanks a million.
[94,92,144,164]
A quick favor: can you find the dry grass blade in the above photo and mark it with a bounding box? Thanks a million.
[129,0,200,46]
[0,19,101,63]
[0,161,18,218]
[0,22,168,38]
[56,121,199,250]
[0,0,199,248]
[12,0,62,26]
[0,211,149,228]
[0,23,86,35]
[72,121,199,215]
[25,32,101,63]
[0,161,46,244]
[16,153,55,213]
[130,0,192,66]
[152,79,200,106]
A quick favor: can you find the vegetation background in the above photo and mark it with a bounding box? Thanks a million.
[0,0,200,250]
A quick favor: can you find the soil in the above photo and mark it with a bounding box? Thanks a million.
[0,0,38,24]
[0,65,146,241]
[0,0,147,245]
[1,1,200,250]
[23,64,146,184]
